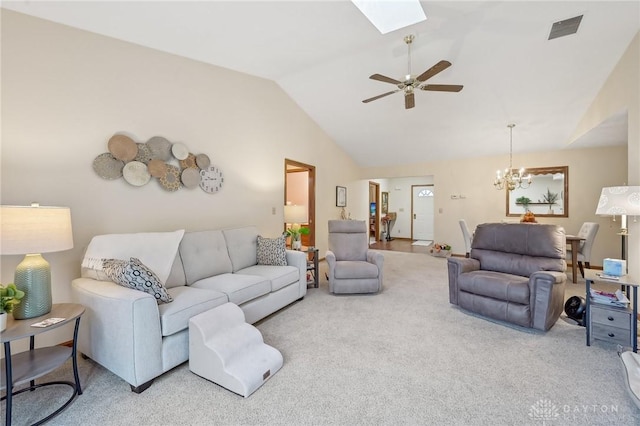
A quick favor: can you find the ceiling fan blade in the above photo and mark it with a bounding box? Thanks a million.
[369,74,402,85]
[420,84,464,92]
[416,60,452,82]
[362,90,400,103]
[405,93,415,109]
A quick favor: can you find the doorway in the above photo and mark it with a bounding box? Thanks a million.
[285,159,315,247]
[368,181,380,243]
[411,185,434,241]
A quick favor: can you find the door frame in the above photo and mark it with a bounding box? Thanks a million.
[284,159,316,247]
[369,181,380,242]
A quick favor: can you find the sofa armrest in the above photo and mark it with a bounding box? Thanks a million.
[529,271,567,331]
[446,257,480,305]
[285,249,307,298]
[71,277,164,387]
[367,251,384,287]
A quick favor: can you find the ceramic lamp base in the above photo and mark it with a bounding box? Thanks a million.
[12,253,52,319]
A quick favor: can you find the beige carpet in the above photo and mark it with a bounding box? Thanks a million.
[6,251,639,425]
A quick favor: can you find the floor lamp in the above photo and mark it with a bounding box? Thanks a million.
[0,204,74,319]
[595,186,640,261]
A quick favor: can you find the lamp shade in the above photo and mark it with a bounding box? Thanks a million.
[1,205,74,254]
[595,186,640,216]
[284,204,307,224]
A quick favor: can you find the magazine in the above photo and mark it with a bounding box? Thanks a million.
[31,317,66,328]
[589,289,630,308]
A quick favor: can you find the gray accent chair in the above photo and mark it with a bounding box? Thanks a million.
[447,223,567,331]
[326,220,383,294]
[567,222,599,278]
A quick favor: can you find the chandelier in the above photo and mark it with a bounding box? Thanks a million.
[493,124,532,191]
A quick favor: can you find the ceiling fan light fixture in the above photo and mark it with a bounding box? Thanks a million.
[351,0,426,34]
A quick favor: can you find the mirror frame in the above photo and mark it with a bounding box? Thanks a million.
[506,166,569,218]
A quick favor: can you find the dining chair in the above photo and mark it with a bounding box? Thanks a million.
[567,222,599,278]
[459,219,473,258]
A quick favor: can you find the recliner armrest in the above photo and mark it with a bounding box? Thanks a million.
[447,257,480,305]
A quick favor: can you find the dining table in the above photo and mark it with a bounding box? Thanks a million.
[566,235,586,283]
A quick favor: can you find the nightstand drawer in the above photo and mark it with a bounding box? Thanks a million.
[590,305,632,330]
[591,324,631,346]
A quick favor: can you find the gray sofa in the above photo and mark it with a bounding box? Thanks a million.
[447,223,567,331]
[71,226,307,392]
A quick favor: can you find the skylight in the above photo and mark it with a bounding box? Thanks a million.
[351,0,427,34]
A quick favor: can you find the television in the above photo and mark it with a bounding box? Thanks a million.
[370,202,376,216]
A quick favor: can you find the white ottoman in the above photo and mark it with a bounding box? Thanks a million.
[189,302,283,397]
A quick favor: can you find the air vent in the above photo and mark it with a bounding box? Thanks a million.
[548,15,583,40]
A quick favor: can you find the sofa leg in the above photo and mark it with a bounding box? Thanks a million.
[130,379,154,394]
[80,353,90,360]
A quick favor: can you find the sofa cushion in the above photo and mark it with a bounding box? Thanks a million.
[103,257,173,303]
[165,251,186,289]
[256,235,287,266]
[458,270,530,305]
[81,229,185,284]
[334,261,379,280]
[237,264,300,292]
[159,286,228,336]
[191,273,270,305]
[180,230,233,284]
[223,226,259,272]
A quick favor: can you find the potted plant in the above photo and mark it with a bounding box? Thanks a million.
[0,283,25,331]
[542,188,559,214]
[515,196,531,211]
[286,223,310,250]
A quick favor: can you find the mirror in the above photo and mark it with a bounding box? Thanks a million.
[506,166,568,217]
[381,192,389,214]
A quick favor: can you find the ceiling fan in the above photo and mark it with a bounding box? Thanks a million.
[362,35,463,110]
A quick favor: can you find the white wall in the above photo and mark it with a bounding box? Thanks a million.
[0,11,359,349]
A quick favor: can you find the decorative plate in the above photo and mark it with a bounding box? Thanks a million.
[171,143,189,160]
[147,136,172,161]
[123,161,151,187]
[195,153,211,170]
[135,143,153,164]
[181,168,200,189]
[199,165,224,193]
[147,159,168,178]
[108,134,138,162]
[179,153,198,170]
[93,153,125,180]
[158,165,181,192]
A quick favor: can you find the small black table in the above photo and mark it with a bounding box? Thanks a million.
[1,303,85,426]
[304,247,320,288]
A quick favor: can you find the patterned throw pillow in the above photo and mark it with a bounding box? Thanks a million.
[257,235,288,266]
[103,257,173,304]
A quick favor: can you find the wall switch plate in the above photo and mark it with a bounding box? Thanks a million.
[272,207,276,215]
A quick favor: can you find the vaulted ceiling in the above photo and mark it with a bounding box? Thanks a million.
[3,1,638,167]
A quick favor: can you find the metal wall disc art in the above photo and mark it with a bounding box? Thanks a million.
[147,159,168,178]
[93,153,124,180]
[108,135,138,162]
[159,165,181,192]
[94,132,221,194]
[181,168,200,189]
[147,136,172,161]
[123,161,151,186]
[171,143,189,160]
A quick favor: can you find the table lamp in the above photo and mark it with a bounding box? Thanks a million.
[1,204,74,319]
[595,186,640,260]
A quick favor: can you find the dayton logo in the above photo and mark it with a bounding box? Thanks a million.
[529,399,560,424]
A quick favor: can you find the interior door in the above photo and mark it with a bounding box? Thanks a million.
[285,159,315,247]
[412,185,434,240]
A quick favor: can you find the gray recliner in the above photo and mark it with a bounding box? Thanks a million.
[447,223,567,331]
[326,220,383,294]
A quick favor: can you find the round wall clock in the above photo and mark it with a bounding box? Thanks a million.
[199,165,224,193]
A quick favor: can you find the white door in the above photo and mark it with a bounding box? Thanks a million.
[412,186,434,240]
